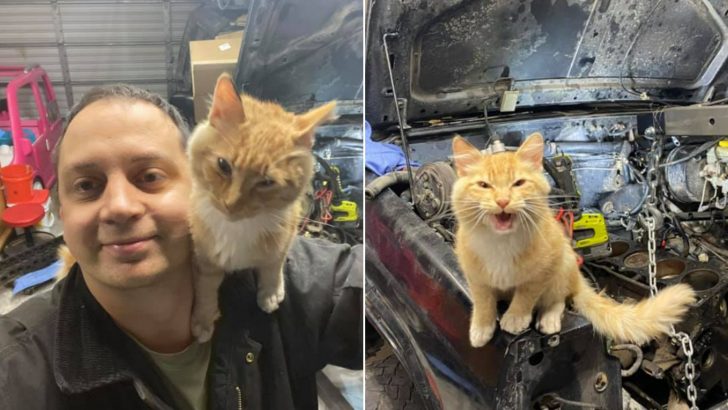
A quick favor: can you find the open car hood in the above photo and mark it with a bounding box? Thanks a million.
[236,0,363,112]
[366,0,728,128]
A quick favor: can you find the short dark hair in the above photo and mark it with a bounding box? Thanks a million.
[53,84,190,171]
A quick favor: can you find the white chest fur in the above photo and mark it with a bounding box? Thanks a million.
[195,196,277,271]
[467,227,527,290]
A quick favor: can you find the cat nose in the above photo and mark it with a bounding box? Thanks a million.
[496,199,510,209]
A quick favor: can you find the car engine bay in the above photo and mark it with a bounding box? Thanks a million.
[371,104,728,409]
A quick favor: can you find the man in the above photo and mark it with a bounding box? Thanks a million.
[0,85,362,409]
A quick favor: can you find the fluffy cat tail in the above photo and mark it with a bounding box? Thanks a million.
[56,244,76,279]
[572,274,696,345]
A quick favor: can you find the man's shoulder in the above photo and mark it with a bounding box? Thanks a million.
[286,236,362,287]
[0,288,57,361]
[0,286,64,408]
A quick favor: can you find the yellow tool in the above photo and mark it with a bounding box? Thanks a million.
[572,212,609,248]
[331,200,358,222]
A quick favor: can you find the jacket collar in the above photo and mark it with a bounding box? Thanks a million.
[52,265,173,401]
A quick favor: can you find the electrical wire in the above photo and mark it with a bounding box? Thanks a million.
[537,393,604,409]
[697,178,710,212]
[658,141,716,168]
[702,96,728,106]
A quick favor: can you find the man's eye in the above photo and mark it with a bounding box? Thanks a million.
[138,170,167,186]
[72,179,101,196]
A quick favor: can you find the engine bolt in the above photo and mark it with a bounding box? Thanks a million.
[594,372,608,393]
[547,335,560,347]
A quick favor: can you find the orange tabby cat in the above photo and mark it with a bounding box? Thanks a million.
[451,133,696,347]
[187,73,336,342]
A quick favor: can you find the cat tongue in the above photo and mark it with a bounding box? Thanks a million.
[494,213,513,231]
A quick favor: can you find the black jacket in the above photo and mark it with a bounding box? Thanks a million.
[0,237,362,409]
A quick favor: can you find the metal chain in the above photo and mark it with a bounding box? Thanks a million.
[645,217,658,298]
[642,136,699,409]
[645,138,661,208]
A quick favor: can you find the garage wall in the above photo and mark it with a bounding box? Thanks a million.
[0,0,203,116]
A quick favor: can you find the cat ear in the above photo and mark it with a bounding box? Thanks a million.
[451,135,481,177]
[295,101,337,148]
[516,132,544,170]
[209,73,245,130]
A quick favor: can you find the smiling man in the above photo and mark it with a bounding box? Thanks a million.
[0,85,362,410]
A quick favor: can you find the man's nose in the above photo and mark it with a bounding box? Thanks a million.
[99,175,144,224]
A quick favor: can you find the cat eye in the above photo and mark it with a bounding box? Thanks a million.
[217,157,232,177]
[256,177,276,189]
[513,179,526,187]
[477,181,491,189]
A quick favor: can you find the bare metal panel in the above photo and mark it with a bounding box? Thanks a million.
[171,1,201,39]
[664,105,728,136]
[59,3,166,43]
[52,85,70,114]
[0,0,202,116]
[0,4,56,43]
[65,45,168,82]
[0,47,63,81]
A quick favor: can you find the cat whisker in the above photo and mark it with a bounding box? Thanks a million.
[525,207,555,221]
[518,209,548,244]
[516,211,532,237]
[476,210,488,227]
[528,194,579,198]
[451,206,483,216]
[299,217,343,230]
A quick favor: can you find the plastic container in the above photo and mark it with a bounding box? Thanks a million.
[0,164,33,203]
[0,144,13,167]
[716,140,728,161]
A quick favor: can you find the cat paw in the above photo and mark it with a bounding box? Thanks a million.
[537,312,562,334]
[500,312,532,335]
[191,310,220,343]
[469,322,496,347]
[257,285,285,314]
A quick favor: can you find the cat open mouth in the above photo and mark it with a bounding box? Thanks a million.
[493,212,514,231]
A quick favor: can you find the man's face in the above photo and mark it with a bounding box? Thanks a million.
[58,99,191,289]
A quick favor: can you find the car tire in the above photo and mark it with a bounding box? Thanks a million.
[365,340,426,410]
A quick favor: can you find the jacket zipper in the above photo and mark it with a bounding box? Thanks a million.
[132,379,172,410]
[235,386,244,410]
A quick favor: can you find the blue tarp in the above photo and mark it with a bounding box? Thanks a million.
[364,120,417,176]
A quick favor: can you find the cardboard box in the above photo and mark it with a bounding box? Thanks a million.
[189,32,244,122]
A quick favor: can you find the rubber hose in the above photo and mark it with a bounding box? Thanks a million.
[365,171,410,199]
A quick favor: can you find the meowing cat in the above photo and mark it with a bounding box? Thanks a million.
[451,132,696,347]
[187,73,336,342]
